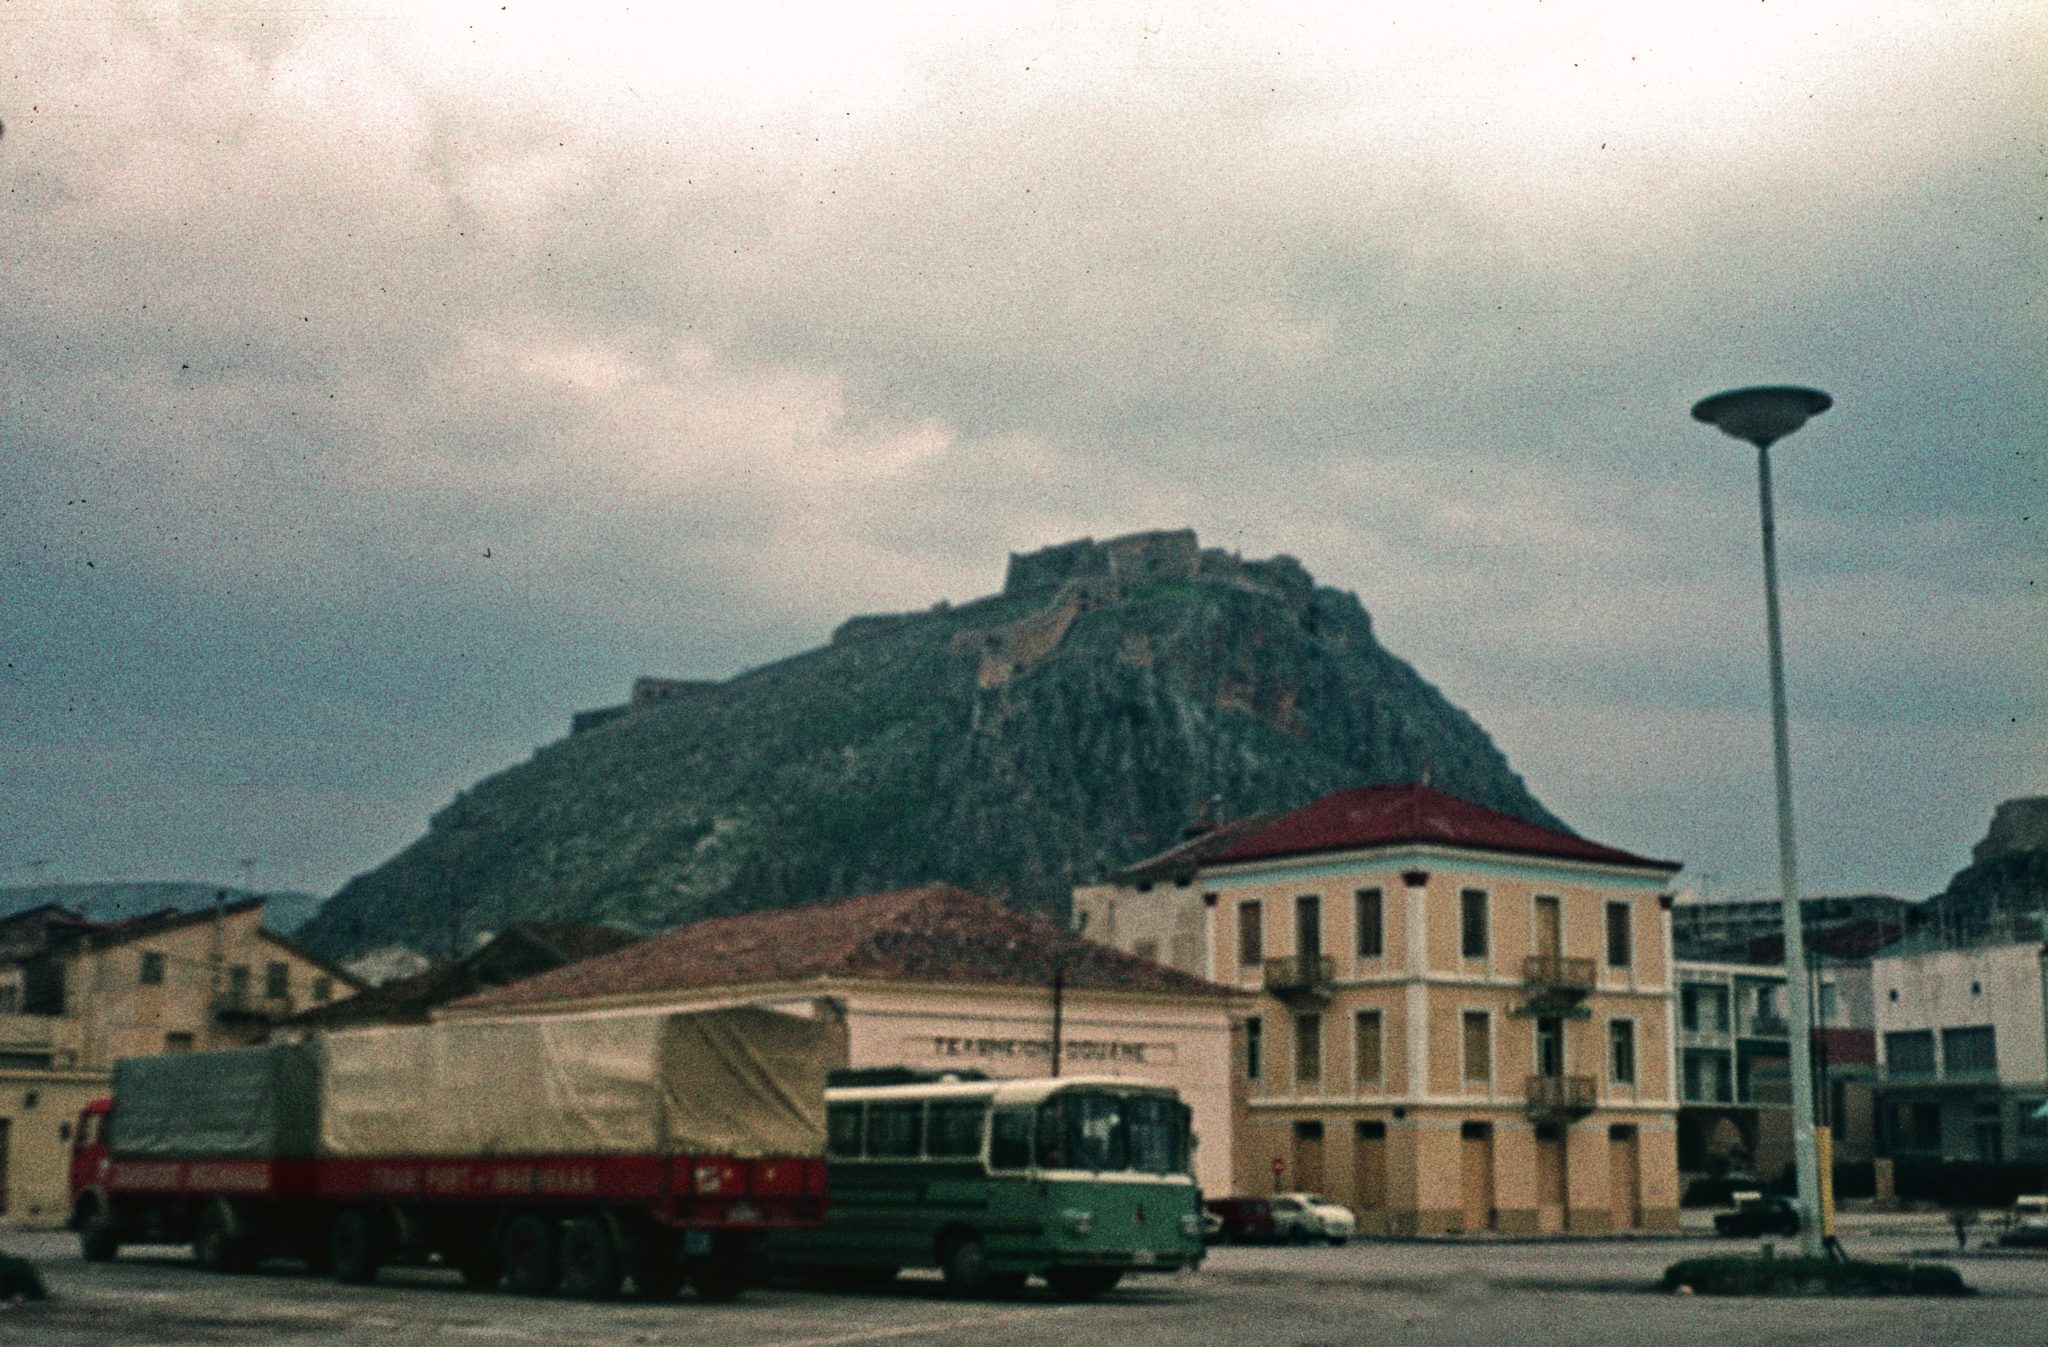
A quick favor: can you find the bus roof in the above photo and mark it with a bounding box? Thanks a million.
[825,1075,1179,1107]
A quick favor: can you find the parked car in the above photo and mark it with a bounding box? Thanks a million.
[1205,1197,1279,1244]
[1997,1195,2048,1249]
[1713,1194,1801,1237]
[1271,1193,1358,1245]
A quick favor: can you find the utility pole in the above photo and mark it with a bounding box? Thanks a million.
[1050,956,1066,1078]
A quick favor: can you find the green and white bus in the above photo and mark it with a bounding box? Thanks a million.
[774,1075,1205,1300]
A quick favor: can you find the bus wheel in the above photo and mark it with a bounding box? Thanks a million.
[76,1199,120,1263]
[1046,1267,1123,1301]
[502,1214,561,1297]
[559,1216,623,1300]
[328,1209,385,1285]
[939,1234,995,1297]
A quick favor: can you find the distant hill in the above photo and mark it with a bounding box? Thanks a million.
[0,882,326,935]
[297,530,1572,959]
[1917,795,2048,944]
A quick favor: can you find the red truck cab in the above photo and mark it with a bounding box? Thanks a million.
[68,1098,116,1254]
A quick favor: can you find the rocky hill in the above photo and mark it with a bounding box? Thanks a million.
[1917,795,2048,944]
[296,531,1567,958]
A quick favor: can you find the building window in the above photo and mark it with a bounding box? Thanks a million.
[1818,982,1838,1026]
[1460,890,1489,960]
[1296,1014,1324,1085]
[1462,1011,1491,1085]
[1707,986,1730,1032]
[1609,1019,1637,1087]
[312,976,334,1004]
[1942,1026,1998,1078]
[1605,902,1632,969]
[1355,888,1383,959]
[139,951,166,985]
[1680,985,1700,1032]
[1238,901,1264,968]
[1885,1030,1936,1078]
[1244,1017,1263,1082]
[1535,1015,1565,1078]
[0,985,17,1014]
[1295,894,1322,960]
[227,964,251,999]
[1354,1009,1384,1087]
[265,962,289,999]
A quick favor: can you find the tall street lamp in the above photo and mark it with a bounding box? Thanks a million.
[1691,384,1832,1258]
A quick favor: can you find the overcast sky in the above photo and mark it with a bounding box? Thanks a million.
[3,2,2041,911]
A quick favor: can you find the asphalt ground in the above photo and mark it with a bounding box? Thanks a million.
[3,1226,2043,1347]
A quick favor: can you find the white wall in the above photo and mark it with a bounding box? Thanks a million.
[1871,943,2047,1085]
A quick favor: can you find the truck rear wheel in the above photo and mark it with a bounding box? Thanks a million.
[502,1214,561,1297]
[559,1216,623,1300]
[329,1209,385,1285]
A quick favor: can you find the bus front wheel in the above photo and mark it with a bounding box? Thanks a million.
[1046,1267,1122,1301]
[939,1234,995,1297]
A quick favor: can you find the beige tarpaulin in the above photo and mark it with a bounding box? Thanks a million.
[320,1006,828,1159]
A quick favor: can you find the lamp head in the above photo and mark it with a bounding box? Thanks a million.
[1690,385,1832,450]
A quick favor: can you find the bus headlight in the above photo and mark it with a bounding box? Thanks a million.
[1179,1213,1202,1239]
[1062,1209,1096,1236]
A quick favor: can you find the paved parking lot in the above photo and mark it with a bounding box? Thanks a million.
[6,1227,2043,1347]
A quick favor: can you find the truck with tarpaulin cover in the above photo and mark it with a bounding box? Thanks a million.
[67,1005,831,1301]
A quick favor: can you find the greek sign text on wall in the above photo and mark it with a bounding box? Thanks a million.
[912,1034,1178,1071]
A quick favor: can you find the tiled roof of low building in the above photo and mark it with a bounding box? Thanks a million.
[453,883,1239,1012]
[1209,784,1680,872]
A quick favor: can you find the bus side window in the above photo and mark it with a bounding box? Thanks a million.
[989,1108,1033,1171]
[827,1103,865,1159]
[869,1102,924,1158]
[1036,1099,1069,1169]
[928,1101,986,1159]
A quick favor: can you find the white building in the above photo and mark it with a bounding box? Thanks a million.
[1871,939,2048,1165]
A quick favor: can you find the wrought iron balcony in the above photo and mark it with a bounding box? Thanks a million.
[1517,955,1596,1016]
[1525,1073,1597,1123]
[1263,955,1336,1005]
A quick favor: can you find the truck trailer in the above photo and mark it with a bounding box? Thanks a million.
[67,1005,831,1301]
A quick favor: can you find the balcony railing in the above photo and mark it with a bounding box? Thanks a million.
[1744,1014,1790,1038]
[1525,1073,1597,1123]
[1519,955,1596,1014]
[1263,955,1336,1005]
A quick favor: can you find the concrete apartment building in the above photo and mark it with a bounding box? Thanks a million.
[0,899,359,1226]
[1872,938,2048,1166]
[1673,959,1877,1186]
[1080,783,1685,1235]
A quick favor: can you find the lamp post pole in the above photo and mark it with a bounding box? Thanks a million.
[1691,384,1832,1260]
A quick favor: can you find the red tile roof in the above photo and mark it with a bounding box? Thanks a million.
[1208,784,1680,872]
[452,883,1238,1012]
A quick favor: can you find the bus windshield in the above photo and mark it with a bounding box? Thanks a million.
[1036,1090,1188,1174]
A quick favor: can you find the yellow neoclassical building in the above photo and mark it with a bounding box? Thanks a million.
[1079,784,1685,1235]
[0,899,359,1226]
